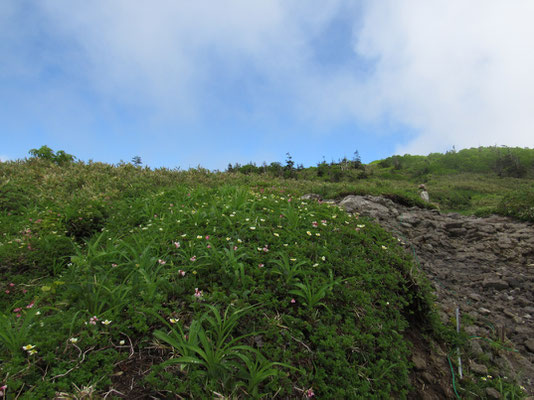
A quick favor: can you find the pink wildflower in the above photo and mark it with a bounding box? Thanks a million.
[205,235,210,240]
[194,288,203,298]
[258,263,264,268]
[13,307,22,313]
[111,263,118,267]
[290,298,296,304]
[305,388,315,398]
[190,256,197,262]
[312,221,318,228]
[207,244,211,249]
[178,270,186,276]
[233,246,238,251]
[22,289,27,294]
[26,301,34,309]
[4,290,9,294]
[262,246,269,252]
[0,384,7,397]
[174,241,180,248]
[158,259,166,265]
[8,283,15,287]
[89,316,99,325]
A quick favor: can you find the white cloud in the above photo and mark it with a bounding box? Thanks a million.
[4,1,534,159]
[0,155,10,162]
[355,0,534,155]
[38,0,344,120]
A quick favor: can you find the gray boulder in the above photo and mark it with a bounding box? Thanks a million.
[338,195,392,219]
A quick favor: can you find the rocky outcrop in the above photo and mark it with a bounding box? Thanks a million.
[304,193,534,395]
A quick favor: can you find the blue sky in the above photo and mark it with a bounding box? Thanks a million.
[1,1,533,169]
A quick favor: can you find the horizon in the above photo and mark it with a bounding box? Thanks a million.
[4,143,532,173]
[2,1,534,170]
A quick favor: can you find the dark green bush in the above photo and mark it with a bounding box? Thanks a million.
[497,188,534,222]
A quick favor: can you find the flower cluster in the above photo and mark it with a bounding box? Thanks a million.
[22,344,37,355]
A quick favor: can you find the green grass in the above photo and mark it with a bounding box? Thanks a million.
[0,149,531,398]
[0,159,434,398]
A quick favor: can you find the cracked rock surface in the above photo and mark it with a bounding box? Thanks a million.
[317,194,534,396]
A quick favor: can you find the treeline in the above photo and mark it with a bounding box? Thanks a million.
[375,146,534,179]
[22,145,534,181]
[227,151,367,182]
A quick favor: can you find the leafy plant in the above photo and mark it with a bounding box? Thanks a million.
[67,273,131,317]
[289,279,332,311]
[0,309,38,357]
[236,353,293,399]
[221,246,248,286]
[154,304,261,392]
[270,252,306,284]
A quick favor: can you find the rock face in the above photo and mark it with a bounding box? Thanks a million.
[338,195,394,219]
[302,193,534,395]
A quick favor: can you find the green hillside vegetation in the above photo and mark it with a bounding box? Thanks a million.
[229,146,534,222]
[0,146,531,398]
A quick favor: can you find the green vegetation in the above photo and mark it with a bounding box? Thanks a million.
[228,146,534,221]
[0,146,532,398]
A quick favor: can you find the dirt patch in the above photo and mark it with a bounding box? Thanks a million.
[110,346,165,399]
[405,328,455,399]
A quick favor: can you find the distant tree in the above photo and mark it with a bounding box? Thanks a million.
[495,150,527,178]
[226,163,234,173]
[268,162,283,176]
[340,157,350,171]
[29,145,75,165]
[284,153,295,171]
[317,160,328,177]
[29,145,55,161]
[352,150,363,169]
[392,156,402,170]
[132,156,142,166]
[284,153,295,178]
[239,163,259,175]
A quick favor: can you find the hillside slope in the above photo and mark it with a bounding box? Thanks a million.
[1,160,435,398]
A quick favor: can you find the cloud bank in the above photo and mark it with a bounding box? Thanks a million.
[356,0,534,155]
[2,0,534,162]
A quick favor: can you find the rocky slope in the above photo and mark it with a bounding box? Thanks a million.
[305,193,534,398]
